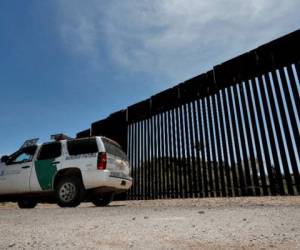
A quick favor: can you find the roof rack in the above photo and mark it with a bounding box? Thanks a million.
[51,134,73,141]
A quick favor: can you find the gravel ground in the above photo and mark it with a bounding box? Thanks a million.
[0,197,300,250]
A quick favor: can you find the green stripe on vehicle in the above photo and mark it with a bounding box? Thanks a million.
[34,159,57,190]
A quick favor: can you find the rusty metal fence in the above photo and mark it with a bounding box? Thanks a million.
[77,29,300,199]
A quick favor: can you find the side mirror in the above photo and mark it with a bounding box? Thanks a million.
[1,155,9,163]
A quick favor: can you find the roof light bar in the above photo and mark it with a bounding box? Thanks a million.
[51,134,73,141]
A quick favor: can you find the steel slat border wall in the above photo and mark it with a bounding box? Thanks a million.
[126,63,300,199]
[76,29,300,200]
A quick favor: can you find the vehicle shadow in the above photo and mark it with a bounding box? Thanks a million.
[82,204,127,208]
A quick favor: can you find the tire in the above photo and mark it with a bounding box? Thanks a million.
[92,193,114,207]
[18,199,37,209]
[55,176,84,208]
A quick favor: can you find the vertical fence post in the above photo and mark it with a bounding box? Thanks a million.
[267,73,294,195]
[192,101,203,197]
[233,85,254,196]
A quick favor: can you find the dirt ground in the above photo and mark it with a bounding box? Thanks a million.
[0,197,300,250]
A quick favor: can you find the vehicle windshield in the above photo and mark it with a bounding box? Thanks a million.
[7,146,37,164]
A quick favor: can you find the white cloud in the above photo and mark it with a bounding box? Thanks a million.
[56,0,300,84]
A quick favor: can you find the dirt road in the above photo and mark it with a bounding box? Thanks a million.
[0,197,300,249]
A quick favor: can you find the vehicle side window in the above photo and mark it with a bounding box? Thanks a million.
[67,138,98,155]
[7,146,37,165]
[102,138,128,160]
[37,142,61,160]
[15,153,31,162]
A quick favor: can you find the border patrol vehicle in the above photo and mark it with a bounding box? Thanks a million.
[0,135,132,208]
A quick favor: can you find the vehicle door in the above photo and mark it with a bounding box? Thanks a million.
[30,141,63,192]
[0,146,37,195]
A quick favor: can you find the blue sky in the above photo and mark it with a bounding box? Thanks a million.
[0,0,300,155]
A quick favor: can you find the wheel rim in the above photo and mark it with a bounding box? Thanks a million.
[59,182,76,202]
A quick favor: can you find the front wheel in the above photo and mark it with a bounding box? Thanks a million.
[92,193,114,207]
[18,199,37,209]
[56,176,84,208]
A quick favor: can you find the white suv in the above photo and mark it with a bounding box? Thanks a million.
[0,136,132,208]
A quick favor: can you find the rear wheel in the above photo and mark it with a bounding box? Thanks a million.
[18,199,37,209]
[92,193,114,207]
[56,176,84,208]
